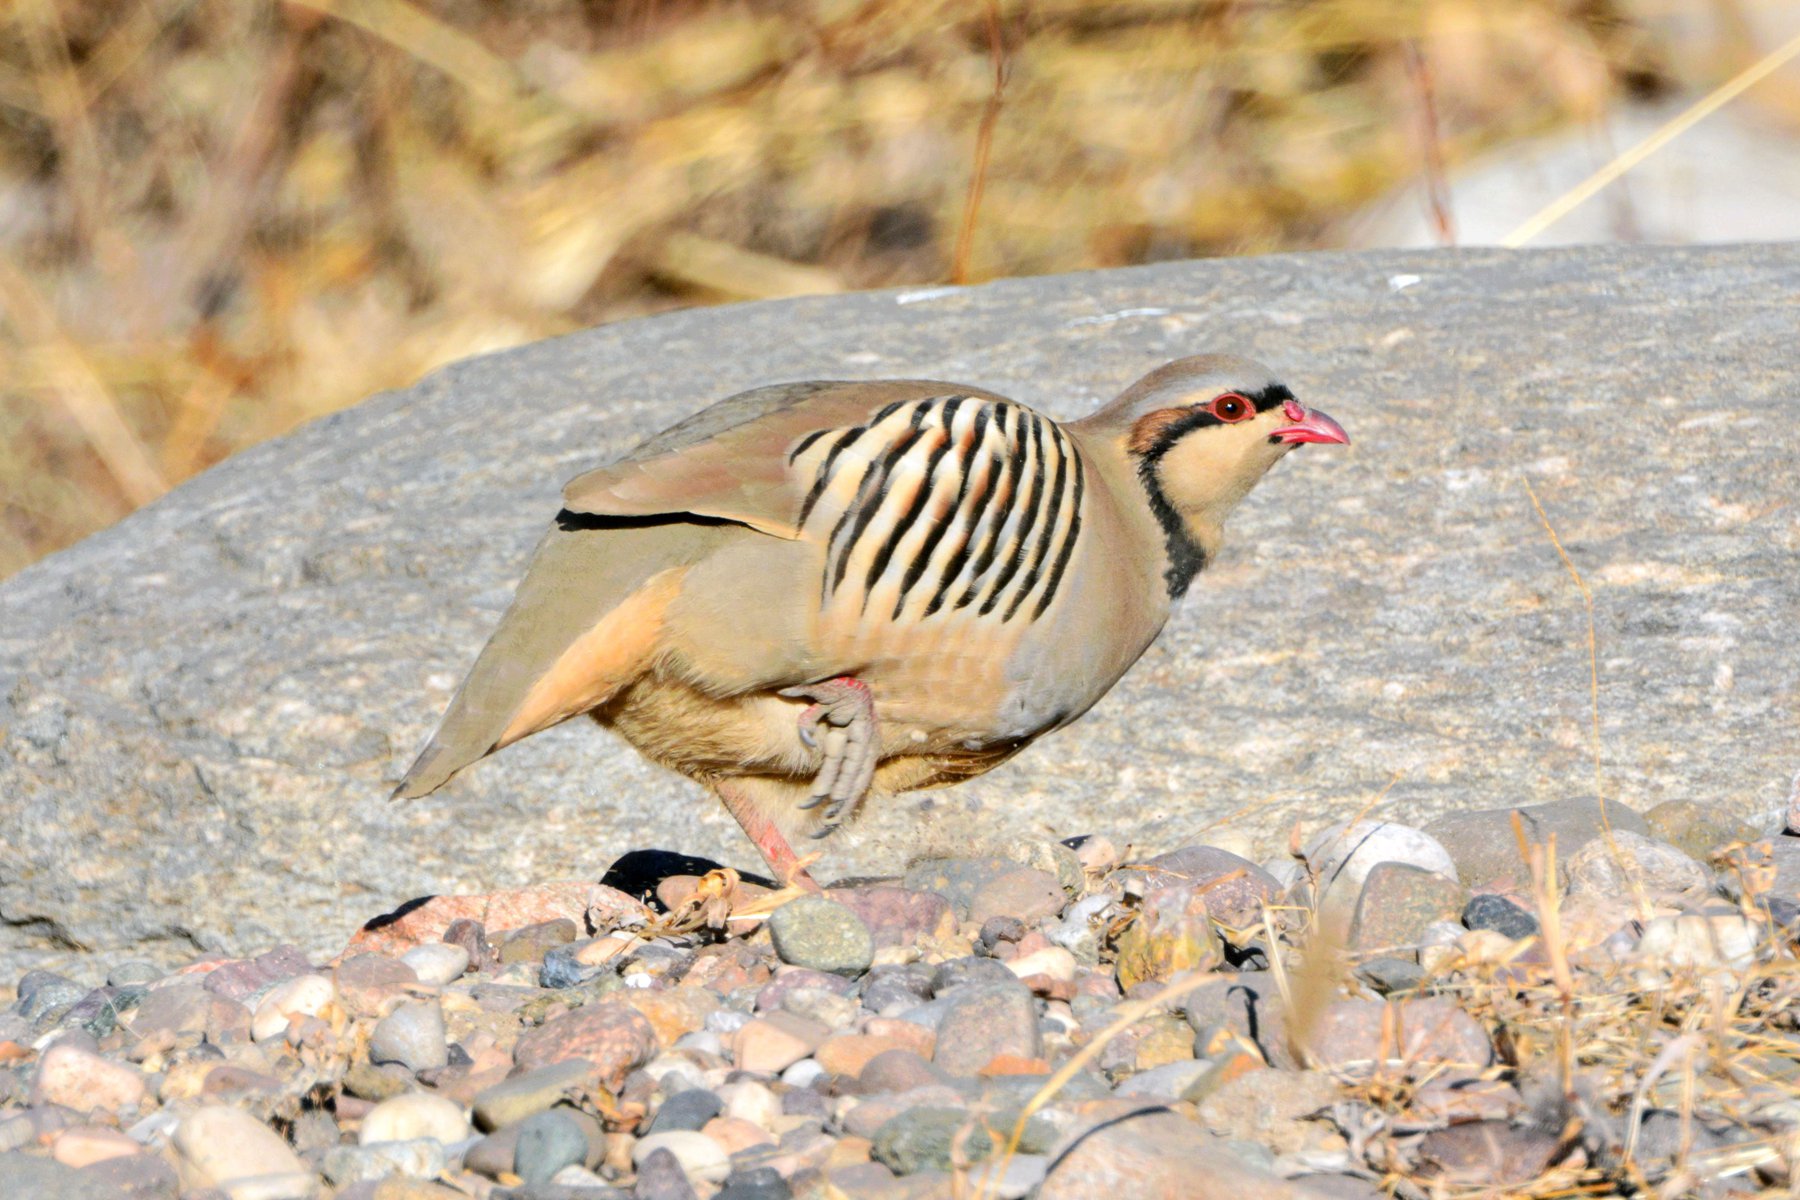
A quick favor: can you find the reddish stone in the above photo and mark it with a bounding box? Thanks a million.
[967,869,1065,927]
[513,1000,657,1090]
[344,881,651,956]
[1039,1109,1312,1199]
[620,987,720,1048]
[856,1048,943,1094]
[332,954,418,1017]
[678,941,773,993]
[826,887,956,950]
[815,1035,908,1079]
[199,946,313,1002]
[1141,846,1283,929]
[1303,998,1495,1074]
[978,1054,1051,1077]
[1419,1120,1559,1186]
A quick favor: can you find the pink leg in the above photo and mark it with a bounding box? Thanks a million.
[716,778,821,893]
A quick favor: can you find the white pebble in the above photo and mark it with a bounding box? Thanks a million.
[781,1059,826,1089]
[399,943,470,986]
[251,974,335,1042]
[673,1030,724,1057]
[173,1106,312,1197]
[632,1130,731,1184]
[359,1092,472,1147]
[1005,946,1077,983]
[1633,914,1759,987]
[717,1080,781,1132]
[705,1009,751,1035]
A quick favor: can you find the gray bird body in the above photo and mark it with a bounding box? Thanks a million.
[395,355,1347,864]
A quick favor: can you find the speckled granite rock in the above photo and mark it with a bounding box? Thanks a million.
[2,245,1796,977]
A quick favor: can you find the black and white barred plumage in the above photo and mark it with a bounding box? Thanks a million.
[788,395,1086,626]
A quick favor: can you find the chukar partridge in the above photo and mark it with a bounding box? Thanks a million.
[395,355,1347,888]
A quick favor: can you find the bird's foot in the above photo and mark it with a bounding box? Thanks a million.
[779,676,878,836]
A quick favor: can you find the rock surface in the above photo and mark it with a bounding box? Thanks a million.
[2,245,1798,974]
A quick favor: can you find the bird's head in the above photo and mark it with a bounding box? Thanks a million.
[1077,354,1349,595]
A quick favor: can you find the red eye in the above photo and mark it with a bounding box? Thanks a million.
[1210,392,1253,422]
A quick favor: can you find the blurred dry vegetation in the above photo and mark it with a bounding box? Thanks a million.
[0,0,1689,576]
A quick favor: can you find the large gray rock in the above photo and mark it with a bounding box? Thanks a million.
[2,245,1796,980]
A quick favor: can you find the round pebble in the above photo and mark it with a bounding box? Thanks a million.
[399,942,470,986]
[1462,894,1539,939]
[632,1129,732,1184]
[359,1091,473,1146]
[251,973,335,1042]
[768,897,875,977]
[105,961,162,988]
[648,1088,724,1135]
[513,1108,590,1186]
[369,998,449,1073]
[174,1106,313,1195]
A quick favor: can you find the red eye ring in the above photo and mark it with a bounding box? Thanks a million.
[1209,392,1254,422]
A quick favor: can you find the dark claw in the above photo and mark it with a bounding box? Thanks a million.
[797,793,827,811]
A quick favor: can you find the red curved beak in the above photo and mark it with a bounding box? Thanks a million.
[1271,401,1349,446]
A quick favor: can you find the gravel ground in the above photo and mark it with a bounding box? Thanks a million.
[5,796,1800,1198]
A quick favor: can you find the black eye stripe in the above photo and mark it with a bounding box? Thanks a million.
[1139,382,1294,460]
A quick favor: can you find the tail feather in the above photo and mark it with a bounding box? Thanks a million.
[393,519,715,799]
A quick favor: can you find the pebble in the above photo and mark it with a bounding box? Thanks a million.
[931,984,1041,1077]
[14,971,89,1025]
[1112,884,1223,990]
[0,1152,126,1200]
[902,856,1026,917]
[649,1088,725,1134]
[323,1138,448,1185]
[1303,820,1458,920]
[828,887,957,950]
[871,1106,986,1174]
[513,1000,657,1088]
[1462,893,1539,939]
[105,961,162,988]
[1005,945,1077,983]
[48,1124,140,1168]
[1632,913,1759,982]
[768,897,876,977]
[632,1130,732,1185]
[79,1151,182,1199]
[635,1145,702,1200]
[1304,998,1494,1073]
[967,868,1066,927]
[1425,797,1651,891]
[1038,1108,1298,1198]
[513,1107,591,1185]
[499,917,579,964]
[398,942,470,986]
[1350,862,1465,950]
[359,1090,472,1145]
[717,1165,794,1200]
[472,1059,596,1131]
[1564,830,1711,904]
[250,973,336,1042]
[334,953,420,1017]
[173,1105,314,1196]
[31,1043,147,1114]
[368,998,448,1073]
[1141,845,1283,927]
[1645,799,1760,860]
[201,945,312,1002]
[717,1080,781,1131]
[729,1012,829,1074]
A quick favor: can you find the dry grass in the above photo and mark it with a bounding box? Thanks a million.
[0,0,1677,575]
